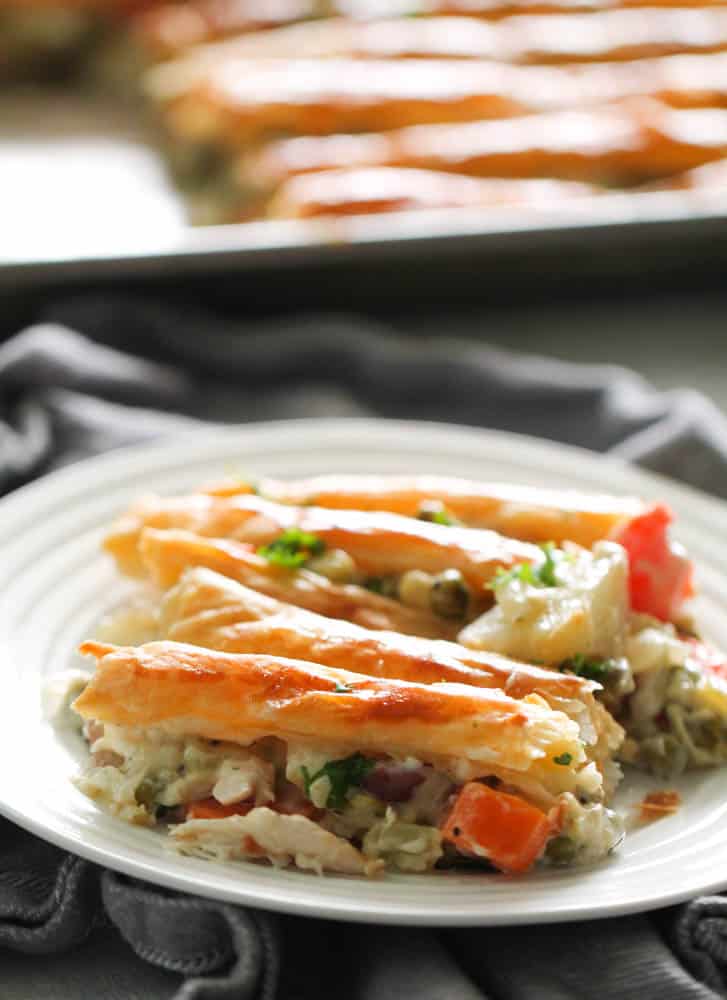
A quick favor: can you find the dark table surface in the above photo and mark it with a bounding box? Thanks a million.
[4,260,726,414]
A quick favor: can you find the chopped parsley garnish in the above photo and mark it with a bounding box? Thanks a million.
[490,542,562,590]
[560,653,615,683]
[257,528,325,568]
[536,542,559,587]
[491,562,539,589]
[417,501,457,526]
[553,752,573,766]
[301,753,375,810]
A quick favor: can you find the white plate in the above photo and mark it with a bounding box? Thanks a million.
[2,418,727,926]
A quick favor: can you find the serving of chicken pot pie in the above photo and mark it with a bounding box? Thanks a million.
[50,472,727,879]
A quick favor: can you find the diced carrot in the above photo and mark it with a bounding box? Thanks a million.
[614,504,694,622]
[442,782,557,874]
[186,798,254,820]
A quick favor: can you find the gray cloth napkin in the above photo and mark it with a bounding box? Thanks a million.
[2,298,727,1000]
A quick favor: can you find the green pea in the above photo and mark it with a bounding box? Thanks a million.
[546,836,578,865]
[135,777,160,810]
[430,570,470,619]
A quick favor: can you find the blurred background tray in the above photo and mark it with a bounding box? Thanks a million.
[4,90,727,295]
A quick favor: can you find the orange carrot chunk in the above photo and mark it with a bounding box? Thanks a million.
[442,782,556,874]
[186,798,254,820]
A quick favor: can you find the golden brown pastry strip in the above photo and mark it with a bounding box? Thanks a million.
[106,492,540,591]
[241,102,727,197]
[140,528,458,638]
[204,473,645,546]
[153,11,727,66]
[159,566,622,758]
[150,51,727,153]
[266,167,597,218]
[75,639,587,794]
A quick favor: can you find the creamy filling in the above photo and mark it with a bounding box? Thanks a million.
[450,539,727,777]
[458,540,629,663]
[545,792,624,866]
[617,617,727,777]
[71,718,616,875]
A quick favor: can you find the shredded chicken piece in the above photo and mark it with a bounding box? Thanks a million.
[212,757,275,806]
[170,807,384,876]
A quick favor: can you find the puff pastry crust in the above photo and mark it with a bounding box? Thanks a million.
[75,639,588,795]
[204,473,646,546]
[105,492,540,590]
